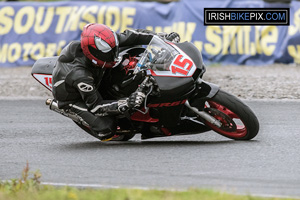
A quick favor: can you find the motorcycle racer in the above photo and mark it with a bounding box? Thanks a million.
[52,23,180,140]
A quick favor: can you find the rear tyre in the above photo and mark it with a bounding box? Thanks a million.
[203,89,259,140]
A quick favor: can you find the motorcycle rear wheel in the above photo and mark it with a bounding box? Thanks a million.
[203,89,259,140]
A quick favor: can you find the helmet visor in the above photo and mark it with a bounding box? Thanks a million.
[94,35,112,53]
[88,46,114,62]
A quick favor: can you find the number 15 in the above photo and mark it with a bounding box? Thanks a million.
[171,55,193,76]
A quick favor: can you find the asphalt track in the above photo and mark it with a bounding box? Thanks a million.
[0,99,299,198]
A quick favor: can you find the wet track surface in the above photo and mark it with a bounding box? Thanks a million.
[0,99,300,198]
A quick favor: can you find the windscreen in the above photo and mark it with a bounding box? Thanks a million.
[137,36,179,72]
[136,36,197,77]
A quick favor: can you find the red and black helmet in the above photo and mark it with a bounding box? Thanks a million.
[81,23,119,68]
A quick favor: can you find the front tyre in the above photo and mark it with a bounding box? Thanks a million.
[204,89,259,140]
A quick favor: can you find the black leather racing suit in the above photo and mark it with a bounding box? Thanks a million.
[52,29,155,137]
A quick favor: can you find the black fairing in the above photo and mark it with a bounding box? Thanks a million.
[174,42,206,79]
[150,76,195,103]
[31,56,58,75]
[152,106,185,129]
[148,76,195,128]
[148,76,195,129]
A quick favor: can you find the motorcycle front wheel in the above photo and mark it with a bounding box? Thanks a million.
[203,89,259,140]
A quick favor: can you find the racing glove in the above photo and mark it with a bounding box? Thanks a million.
[165,32,181,43]
[128,92,146,109]
[157,32,181,43]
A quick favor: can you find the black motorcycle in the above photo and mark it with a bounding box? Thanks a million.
[32,36,259,141]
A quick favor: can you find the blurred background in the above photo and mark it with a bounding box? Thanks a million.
[0,0,299,67]
[0,0,299,99]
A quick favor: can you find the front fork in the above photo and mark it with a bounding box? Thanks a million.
[185,79,222,127]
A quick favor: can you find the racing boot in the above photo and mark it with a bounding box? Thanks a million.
[95,115,117,141]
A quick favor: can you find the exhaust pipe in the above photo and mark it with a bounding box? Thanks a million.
[185,100,222,128]
[45,99,89,127]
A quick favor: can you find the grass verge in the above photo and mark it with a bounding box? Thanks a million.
[0,162,297,200]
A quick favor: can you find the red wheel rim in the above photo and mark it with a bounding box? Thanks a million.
[205,101,247,138]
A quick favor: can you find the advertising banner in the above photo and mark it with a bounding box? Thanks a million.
[0,0,299,67]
